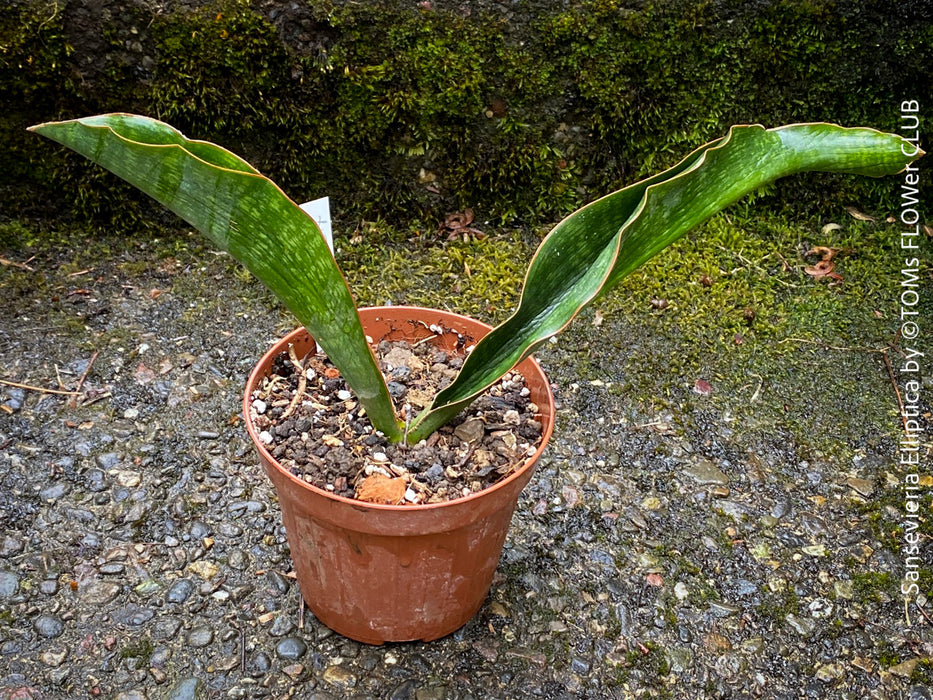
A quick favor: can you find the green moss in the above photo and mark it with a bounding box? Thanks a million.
[120,636,153,662]
[339,225,530,323]
[550,203,931,469]
[854,477,933,558]
[755,588,800,622]
[912,659,933,685]
[3,0,929,228]
[606,641,672,693]
[878,641,900,669]
[850,571,898,603]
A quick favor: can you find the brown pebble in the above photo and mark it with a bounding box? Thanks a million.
[704,633,732,652]
[454,417,485,443]
[283,663,304,680]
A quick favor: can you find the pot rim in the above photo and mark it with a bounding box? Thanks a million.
[243,306,555,513]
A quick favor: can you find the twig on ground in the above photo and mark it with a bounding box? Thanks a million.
[882,349,910,434]
[457,443,478,469]
[633,420,669,430]
[70,351,99,408]
[916,602,933,626]
[81,391,112,407]
[0,256,35,271]
[749,373,763,402]
[0,377,80,396]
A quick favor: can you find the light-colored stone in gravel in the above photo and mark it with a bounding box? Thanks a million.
[683,458,729,486]
[323,664,357,689]
[815,663,845,682]
[187,560,219,580]
[786,613,817,636]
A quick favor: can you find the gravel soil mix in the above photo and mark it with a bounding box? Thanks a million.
[0,226,930,699]
[249,338,542,505]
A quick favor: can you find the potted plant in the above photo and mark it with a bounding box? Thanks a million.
[29,115,921,643]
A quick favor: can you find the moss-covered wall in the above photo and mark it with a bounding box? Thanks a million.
[2,0,930,230]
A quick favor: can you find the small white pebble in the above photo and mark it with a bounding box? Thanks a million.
[373,452,388,462]
[259,430,274,445]
[337,389,352,401]
[520,387,530,397]
[305,368,316,381]
[211,590,230,602]
[404,488,418,503]
[123,408,139,420]
[429,324,443,334]
[253,399,267,414]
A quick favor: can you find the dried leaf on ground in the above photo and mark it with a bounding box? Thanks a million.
[804,260,842,280]
[439,209,485,241]
[646,573,664,587]
[844,206,875,222]
[803,246,843,282]
[355,473,406,504]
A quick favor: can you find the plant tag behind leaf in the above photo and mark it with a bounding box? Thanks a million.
[299,197,333,252]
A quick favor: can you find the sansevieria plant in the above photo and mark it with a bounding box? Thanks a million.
[30,116,922,444]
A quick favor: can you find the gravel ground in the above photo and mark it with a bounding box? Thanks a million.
[1,225,931,699]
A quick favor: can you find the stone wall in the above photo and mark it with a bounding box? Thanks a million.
[3,0,930,229]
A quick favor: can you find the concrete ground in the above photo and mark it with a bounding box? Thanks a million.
[0,215,930,699]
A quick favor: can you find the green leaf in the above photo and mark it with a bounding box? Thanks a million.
[408,123,922,441]
[29,114,403,441]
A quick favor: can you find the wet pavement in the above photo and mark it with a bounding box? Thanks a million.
[0,224,931,699]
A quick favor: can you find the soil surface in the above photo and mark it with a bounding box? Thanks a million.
[0,222,930,699]
[249,339,542,504]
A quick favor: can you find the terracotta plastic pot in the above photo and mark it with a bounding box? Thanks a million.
[243,307,555,644]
